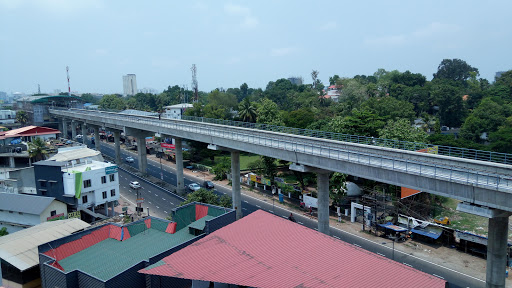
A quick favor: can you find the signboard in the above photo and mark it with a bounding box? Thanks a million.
[160,143,175,149]
[47,213,65,221]
[250,174,271,186]
[68,211,81,219]
[105,166,118,175]
[136,198,144,204]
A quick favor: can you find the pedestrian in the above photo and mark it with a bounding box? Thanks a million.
[309,206,313,216]
[288,213,296,222]
[158,113,161,120]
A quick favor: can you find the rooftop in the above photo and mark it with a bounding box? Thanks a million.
[0,192,56,214]
[141,210,446,288]
[47,146,103,163]
[0,219,89,271]
[0,125,60,140]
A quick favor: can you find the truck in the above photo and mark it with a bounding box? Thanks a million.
[302,193,318,209]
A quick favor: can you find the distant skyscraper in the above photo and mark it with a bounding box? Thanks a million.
[123,74,137,96]
[495,71,506,80]
[288,77,303,85]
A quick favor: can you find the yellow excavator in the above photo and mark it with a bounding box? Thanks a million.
[434,216,451,225]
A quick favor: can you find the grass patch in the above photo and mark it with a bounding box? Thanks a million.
[197,153,260,170]
[435,198,488,236]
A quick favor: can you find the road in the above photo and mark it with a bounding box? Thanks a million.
[99,141,484,288]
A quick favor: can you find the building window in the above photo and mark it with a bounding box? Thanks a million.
[110,189,115,197]
[102,191,107,199]
[50,210,56,217]
[83,179,91,188]
[101,176,106,184]
[82,195,88,203]
[109,174,115,182]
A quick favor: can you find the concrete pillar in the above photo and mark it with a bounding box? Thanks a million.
[93,126,100,152]
[71,120,77,139]
[81,122,88,146]
[175,138,185,195]
[317,172,330,235]
[136,134,147,174]
[9,157,15,168]
[105,202,109,217]
[62,119,68,139]
[58,120,63,135]
[114,130,122,164]
[231,150,242,220]
[486,213,510,288]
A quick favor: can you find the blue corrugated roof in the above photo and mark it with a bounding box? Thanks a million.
[378,222,408,232]
[411,228,442,239]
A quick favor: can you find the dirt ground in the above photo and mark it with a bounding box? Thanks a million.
[107,141,509,286]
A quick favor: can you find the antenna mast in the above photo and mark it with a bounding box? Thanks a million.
[66,66,71,96]
[38,84,41,94]
[191,64,198,102]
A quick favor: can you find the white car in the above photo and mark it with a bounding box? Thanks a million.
[125,156,135,163]
[188,183,201,192]
[129,181,141,189]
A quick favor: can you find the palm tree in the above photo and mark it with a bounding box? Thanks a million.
[16,110,28,125]
[238,98,257,123]
[28,137,49,164]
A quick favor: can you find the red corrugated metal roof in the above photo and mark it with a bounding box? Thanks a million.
[0,126,60,140]
[140,210,446,287]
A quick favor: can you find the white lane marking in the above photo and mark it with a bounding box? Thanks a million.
[244,200,248,203]
[162,198,166,201]
[403,263,413,268]
[170,202,174,205]
[314,228,318,231]
[298,221,304,225]
[164,211,168,214]
[155,194,158,197]
[141,187,145,190]
[333,236,340,240]
[149,201,152,204]
[353,244,361,248]
[256,205,261,208]
[281,216,287,219]
[242,208,247,210]
[433,274,444,279]
[156,206,160,209]
[377,252,385,257]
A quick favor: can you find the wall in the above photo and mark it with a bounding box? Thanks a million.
[0,210,40,233]
[9,167,36,194]
[34,164,74,206]
[39,200,67,223]
[73,168,119,208]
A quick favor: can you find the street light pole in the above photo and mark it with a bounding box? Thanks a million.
[160,147,163,180]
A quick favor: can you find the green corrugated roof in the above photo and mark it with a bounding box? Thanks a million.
[188,215,214,230]
[58,227,195,281]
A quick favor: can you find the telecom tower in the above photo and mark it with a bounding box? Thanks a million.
[191,64,198,102]
[66,66,71,96]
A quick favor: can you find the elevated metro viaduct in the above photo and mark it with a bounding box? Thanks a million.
[52,108,512,288]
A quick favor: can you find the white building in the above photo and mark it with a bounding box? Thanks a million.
[163,103,194,120]
[123,74,138,96]
[0,110,16,124]
[0,193,68,234]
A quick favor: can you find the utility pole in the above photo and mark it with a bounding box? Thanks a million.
[191,64,198,103]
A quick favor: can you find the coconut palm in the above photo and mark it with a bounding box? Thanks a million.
[238,98,257,123]
[16,110,28,125]
[28,137,49,163]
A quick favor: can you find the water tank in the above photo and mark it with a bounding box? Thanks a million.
[346,182,362,196]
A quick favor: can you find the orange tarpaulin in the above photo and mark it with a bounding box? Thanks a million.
[401,187,422,199]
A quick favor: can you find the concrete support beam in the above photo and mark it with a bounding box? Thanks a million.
[9,157,15,168]
[231,150,242,220]
[58,120,63,136]
[93,126,101,152]
[62,119,68,139]
[81,122,88,147]
[136,134,148,174]
[317,172,330,235]
[71,120,77,140]
[486,212,511,288]
[175,138,185,195]
[114,130,122,164]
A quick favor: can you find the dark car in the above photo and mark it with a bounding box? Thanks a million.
[203,181,214,189]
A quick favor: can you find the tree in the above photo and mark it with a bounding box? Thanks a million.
[378,118,428,142]
[180,188,220,206]
[327,109,386,137]
[460,98,511,142]
[361,96,415,122]
[283,108,315,129]
[16,110,28,125]
[311,70,319,90]
[329,173,347,207]
[240,83,249,101]
[99,94,126,110]
[212,157,231,180]
[219,194,233,208]
[28,137,49,163]
[339,79,368,109]
[329,75,340,85]
[430,81,465,127]
[489,117,512,153]
[80,93,99,104]
[261,156,277,184]
[256,98,284,125]
[238,98,257,123]
[433,58,479,82]
[0,227,8,236]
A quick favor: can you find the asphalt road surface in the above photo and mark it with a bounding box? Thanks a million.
[98,141,484,288]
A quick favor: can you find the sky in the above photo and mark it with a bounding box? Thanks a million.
[1,0,511,95]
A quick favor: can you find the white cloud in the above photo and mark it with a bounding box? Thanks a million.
[271,47,296,57]
[320,21,337,31]
[224,3,258,29]
[364,22,461,47]
[364,35,407,46]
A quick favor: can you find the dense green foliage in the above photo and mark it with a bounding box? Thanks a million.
[180,188,232,208]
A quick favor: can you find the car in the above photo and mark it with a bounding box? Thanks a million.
[129,181,141,189]
[185,165,194,170]
[203,181,214,189]
[188,183,201,191]
[125,156,134,163]
[75,134,83,139]
[65,140,73,144]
